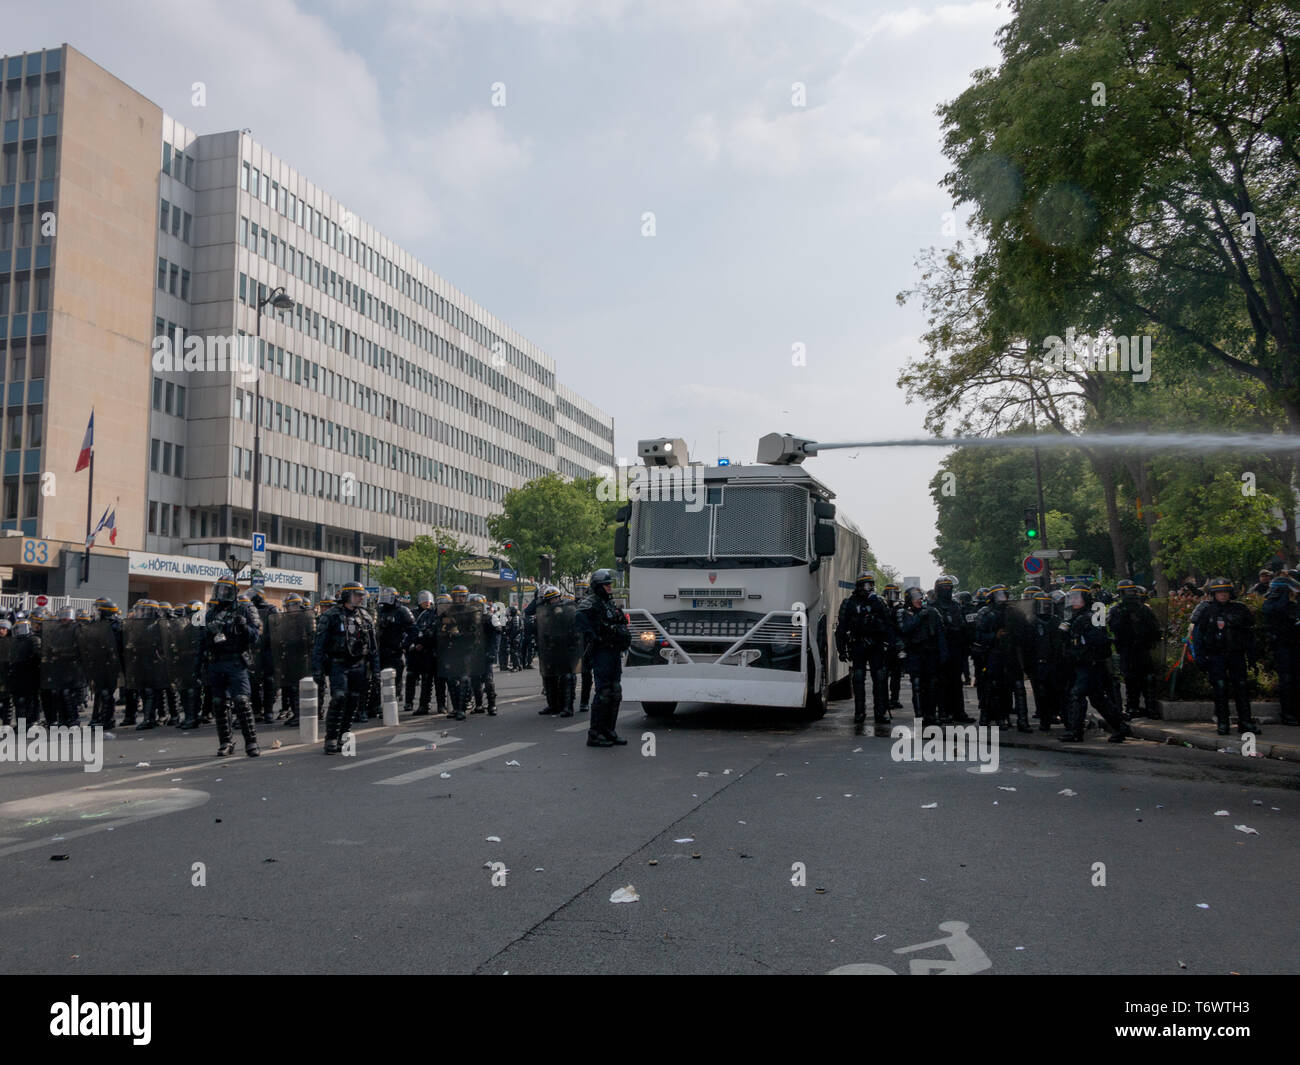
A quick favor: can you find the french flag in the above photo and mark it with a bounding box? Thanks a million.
[74,411,93,473]
[85,506,118,548]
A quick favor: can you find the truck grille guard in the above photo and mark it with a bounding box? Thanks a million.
[625,608,810,674]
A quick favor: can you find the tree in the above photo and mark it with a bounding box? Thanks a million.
[938,0,1300,423]
[374,531,478,597]
[487,474,607,588]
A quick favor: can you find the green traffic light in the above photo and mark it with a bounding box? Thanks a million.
[1027,529,1038,538]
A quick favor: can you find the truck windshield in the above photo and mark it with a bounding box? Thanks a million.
[631,484,809,567]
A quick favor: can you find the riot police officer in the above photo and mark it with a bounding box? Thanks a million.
[312,580,380,753]
[202,576,262,757]
[243,585,279,724]
[974,585,1029,731]
[7,614,41,726]
[404,590,438,715]
[575,569,630,746]
[836,572,898,733]
[1060,584,1130,743]
[1020,591,1066,731]
[271,593,313,728]
[1193,577,1261,736]
[898,585,946,730]
[1262,572,1300,726]
[469,593,501,715]
[503,605,523,672]
[432,593,452,713]
[931,576,973,724]
[536,586,575,718]
[376,587,414,716]
[882,584,904,709]
[521,593,537,669]
[1108,579,1163,719]
[89,597,124,728]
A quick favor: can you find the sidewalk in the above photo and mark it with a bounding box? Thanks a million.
[886,677,1300,767]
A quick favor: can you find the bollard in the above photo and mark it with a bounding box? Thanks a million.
[381,667,399,727]
[299,676,319,744]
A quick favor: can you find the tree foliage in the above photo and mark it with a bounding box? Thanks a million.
[375,530,480,597]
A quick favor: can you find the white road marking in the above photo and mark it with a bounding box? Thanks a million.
[555,721,591,733]
[333,736,463,771]
[377,742,536,786]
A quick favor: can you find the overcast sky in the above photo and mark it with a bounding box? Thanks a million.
[27,0,1007,581]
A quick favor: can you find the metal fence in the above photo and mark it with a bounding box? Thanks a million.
[0,593,99,615]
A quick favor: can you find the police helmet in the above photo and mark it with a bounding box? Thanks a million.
[0,618,11,634]
[76,608,94,622]
[94,596,120,617]
[156,601,173,613]
[562,593,576,602]
[214,577,239,604]
[590,569,615,587]
[12,619,30,637]
[450,584,469,604]
[283,592,306,612]
[379,587,396,606]
[987,584,1008,604]
[904,584,924,605]
[1206,576,1235,599]
[934,575,956,599]
[1269,573,1300,595]
[1033,590,1054,616]
[1116,579,1138,597]
[340,580,366,608]
[468,593,487,604]
[417,590,434,608]
[57,605,77,622]
[1021,586,1038,599]
[883,583,901,604]
[975,587,990,606]
[541,585,561,603]
[1067,583,1093,610]
[854,572,876,592]
[435,594,452,606]
[576,579,590,591]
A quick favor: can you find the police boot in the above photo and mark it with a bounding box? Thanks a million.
[486,676,498,716]
[180,689,202,731]
[214,702,236,757]
[282,689,299,728]
[539,676,559,716]
[1214,693,1232,736]
[233,698,260,756]
[1237,707,1261,736]
[1058,694,1084,742]
[136,691,158,731]
[323,696,345,754]
[1015,685,1031,733]
[121,690,138,727]
[559,675,575,718]
[1108,721,1132,743]
[471,677,486,713]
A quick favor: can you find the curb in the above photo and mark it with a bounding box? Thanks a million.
[1127,721,1300,763]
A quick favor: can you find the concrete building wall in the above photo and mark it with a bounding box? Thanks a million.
[43,45,160,549]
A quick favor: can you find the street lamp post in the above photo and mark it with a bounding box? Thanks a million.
[252,285,294,566]
[361,543,376,587]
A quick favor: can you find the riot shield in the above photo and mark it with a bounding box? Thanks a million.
[535,600,583,675]
[123,617,169,690]
[161,617,202,687]
[40,623,86,690]
[0,637,14,695]
[78,619,122,689]
[269,612,315,689]
[436,602,485,678]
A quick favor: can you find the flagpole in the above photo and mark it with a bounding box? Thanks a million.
[82,443,94,586]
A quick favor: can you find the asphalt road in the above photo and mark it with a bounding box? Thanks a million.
[1,668,1297,975]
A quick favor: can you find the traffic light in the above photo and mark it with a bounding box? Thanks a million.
[502,539,515,551]
[1024,507,1040,541]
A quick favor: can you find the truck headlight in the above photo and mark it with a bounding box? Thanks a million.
[638,630,657,646]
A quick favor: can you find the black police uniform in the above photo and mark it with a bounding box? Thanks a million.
[1193,599,1260,734]
[202,598,262,756]
[835,588,896,728]
[575,590,630,746]
[1262,587,1300,725]
[312,604,380,752]
[898,599,947,729]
